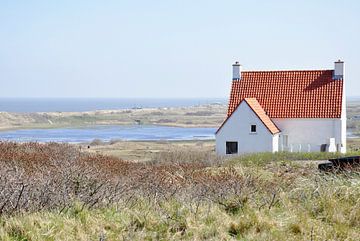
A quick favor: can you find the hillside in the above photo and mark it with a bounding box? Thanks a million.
[0,142,359,240]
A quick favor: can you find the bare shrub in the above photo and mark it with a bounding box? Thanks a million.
[0,142,240,215]
[0,142,317,217]
[1,142,359,240]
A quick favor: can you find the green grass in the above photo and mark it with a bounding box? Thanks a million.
[227,151,360,166]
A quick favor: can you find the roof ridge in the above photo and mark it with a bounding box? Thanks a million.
[242,69,333,73]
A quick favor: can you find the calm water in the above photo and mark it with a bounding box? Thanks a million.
[0,98,226,113]
[0,125,216,143]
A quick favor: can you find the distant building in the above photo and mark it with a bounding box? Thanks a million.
[216,60,346,155]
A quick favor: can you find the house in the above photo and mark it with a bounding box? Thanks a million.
[216,60,346,155]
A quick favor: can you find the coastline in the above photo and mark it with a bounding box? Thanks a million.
[0,104,227,131]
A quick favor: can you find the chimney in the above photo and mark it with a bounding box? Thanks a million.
[333,60,344,80]
[232,61,242,80]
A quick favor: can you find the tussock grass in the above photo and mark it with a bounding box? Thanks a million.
[0,142,359,240]
[227,151,360,167]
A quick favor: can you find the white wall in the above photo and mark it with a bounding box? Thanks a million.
[341,77,347,153]
[273,118,346,153]
[216,101,276,155]
[272,133,280,152]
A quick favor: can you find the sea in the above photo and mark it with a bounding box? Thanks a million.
[0,98,226,113]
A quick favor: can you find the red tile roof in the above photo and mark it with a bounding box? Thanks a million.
[243,98,280,134]
[227,70,343,118]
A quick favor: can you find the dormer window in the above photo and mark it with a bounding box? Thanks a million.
[250,125,257,133]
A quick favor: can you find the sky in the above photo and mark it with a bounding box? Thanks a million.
[0,0,359,98]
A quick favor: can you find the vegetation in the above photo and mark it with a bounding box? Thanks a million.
[0,142,359,240]
[0,104,226,131]
[227,151,354,166]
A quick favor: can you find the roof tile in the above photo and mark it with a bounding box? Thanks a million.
[227,70,343,118]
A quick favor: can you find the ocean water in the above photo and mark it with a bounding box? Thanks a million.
[0,98,226,113]
[0,125,216,143]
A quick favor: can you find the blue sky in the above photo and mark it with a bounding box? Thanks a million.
[0,0,359,98]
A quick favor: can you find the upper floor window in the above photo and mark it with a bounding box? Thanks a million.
[250,125,257,133]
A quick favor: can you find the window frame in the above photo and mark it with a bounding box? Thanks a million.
[226,141,238,154]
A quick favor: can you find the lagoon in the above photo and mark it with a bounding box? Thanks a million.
[0,125,216,143]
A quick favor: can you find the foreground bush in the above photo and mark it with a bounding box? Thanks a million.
[0,142,359,240]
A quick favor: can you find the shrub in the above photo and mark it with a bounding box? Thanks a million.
[0,142,359,240]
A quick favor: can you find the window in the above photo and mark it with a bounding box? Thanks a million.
[250,125,257,133]
[226,142,238,154]
[320,144,327,152]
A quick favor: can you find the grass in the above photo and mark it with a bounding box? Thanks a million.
[1,170,360,240]
[84,140,215,161]
[0,142,360,240]
[227,151,360,167]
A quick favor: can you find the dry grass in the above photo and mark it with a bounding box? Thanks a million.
[0,142,360,240]
[0,104,227,131]
[83,140,215,161]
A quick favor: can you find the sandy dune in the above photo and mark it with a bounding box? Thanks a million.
[0,104,227,131]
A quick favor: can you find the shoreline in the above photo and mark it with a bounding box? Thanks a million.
[0,122,220,132]
[0,104,227,131]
